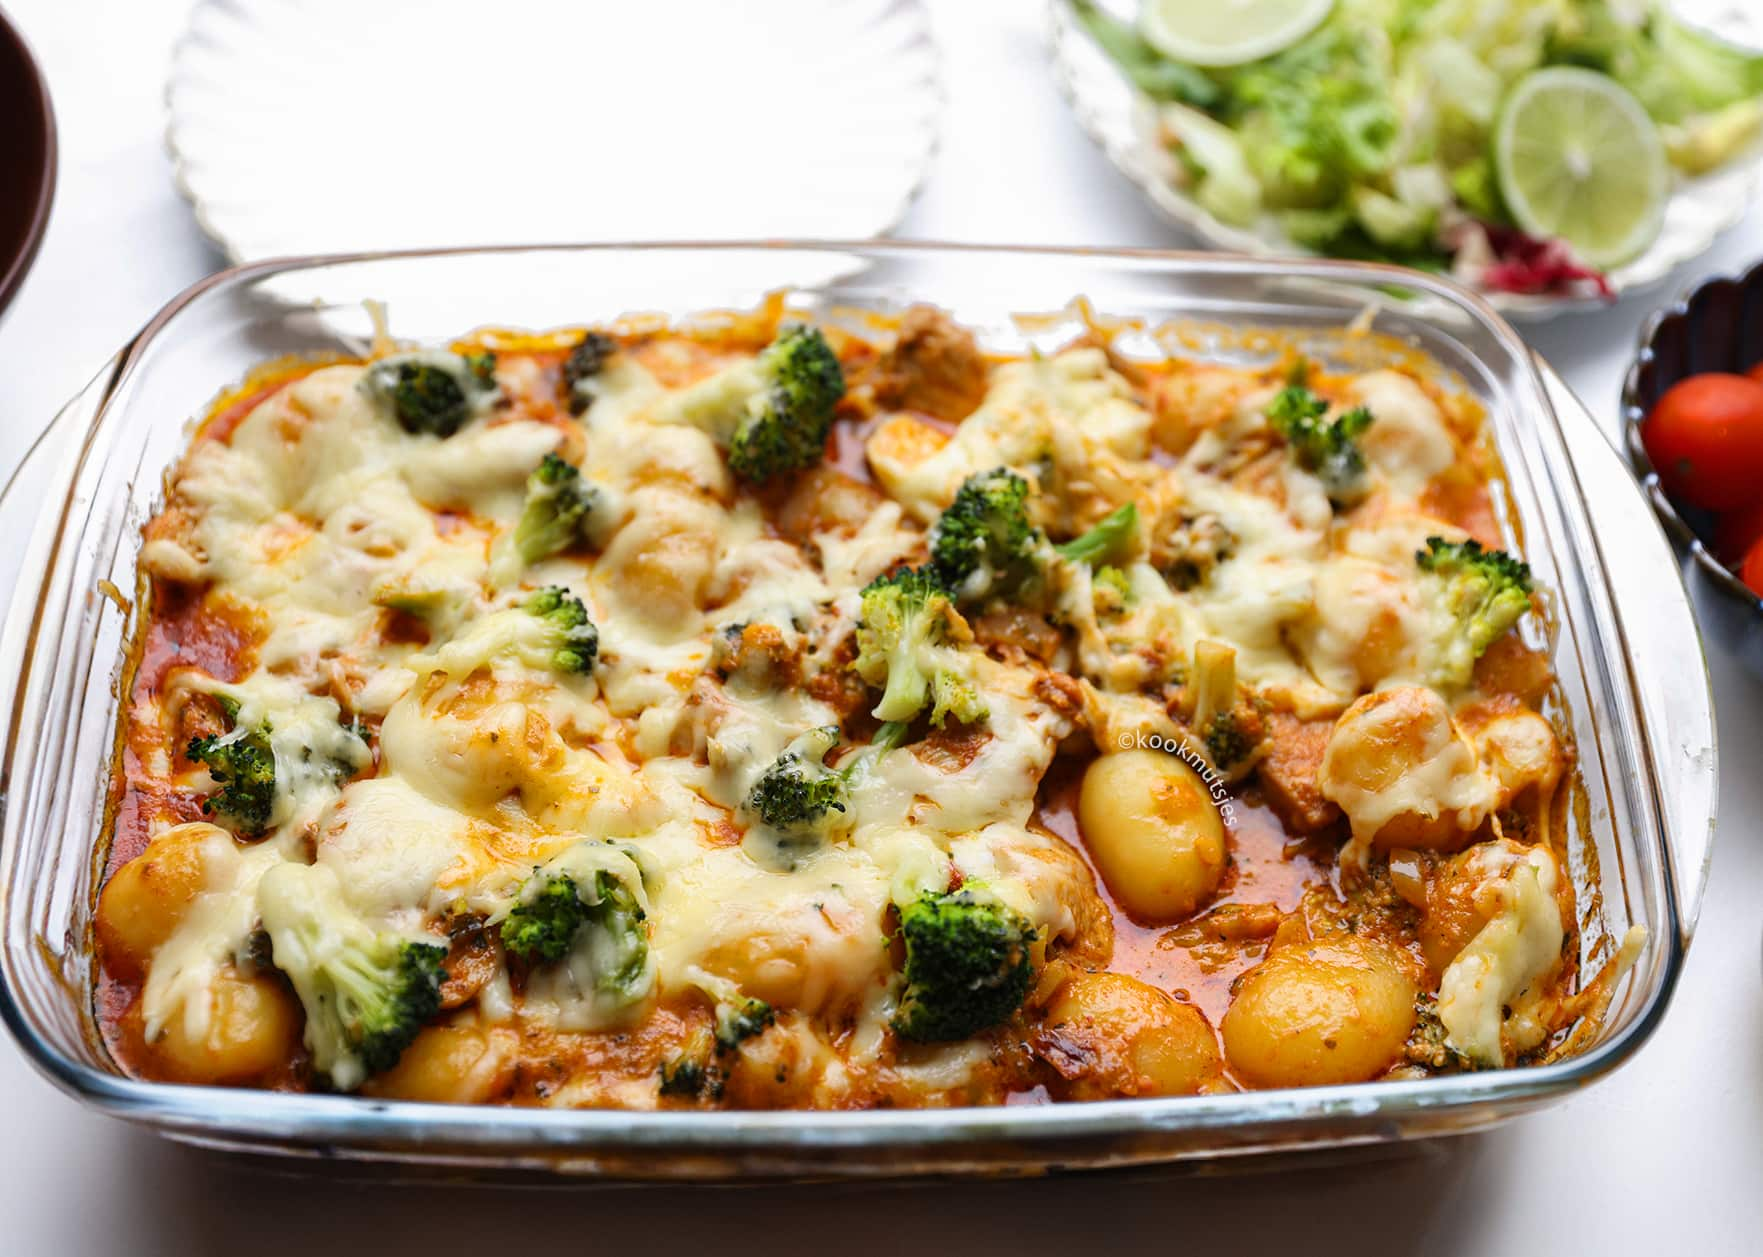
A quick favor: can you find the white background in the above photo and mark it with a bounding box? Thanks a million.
[1,1,1759,1252]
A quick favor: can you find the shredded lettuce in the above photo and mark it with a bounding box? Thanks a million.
[1076,0,1763,280]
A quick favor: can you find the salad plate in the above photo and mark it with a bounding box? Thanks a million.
[1050,0,1763,320]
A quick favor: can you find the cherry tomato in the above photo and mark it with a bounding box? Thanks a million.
[1641,373,1763,511]
[1716,501,1763,563]
[1746,363,1763,385]
[1742,536,1763,598]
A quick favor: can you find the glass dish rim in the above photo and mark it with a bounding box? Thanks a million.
[0,238,1691,1157]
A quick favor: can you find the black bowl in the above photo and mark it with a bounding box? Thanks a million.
[1621,261,1763,678]
[0,6,54,320]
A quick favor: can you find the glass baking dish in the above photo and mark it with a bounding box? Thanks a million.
[0,242,1715,1178]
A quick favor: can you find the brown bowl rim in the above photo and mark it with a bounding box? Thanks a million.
[0,6,56,318]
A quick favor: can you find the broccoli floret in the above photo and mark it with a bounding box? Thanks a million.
[853,567,987,727]
[891,887,1036,1043]
[499,873,586,964]
[523,585,599,674]
[1266,386,1374,506]
[1055,503,1140,566]
[563,331,617,415]
[187,725,277,836]
[1092,565,1134,618]
[1189,639,1265,773]
[659,1041,713,1098]
[714,995,776,1050]
[728,326,845,482]
[256,862,445,1091]
[1164,512,1234,591]
[741,722,910,863]
[657,993,776,1100]
[928,467,1050,603]
[362,350,497,437]
[668,325,845,482]
[1203,710,1258,769]
[1417,537,1533,686]
[501,867,646,988]
[514,453,601,565]
[743,726,847,836]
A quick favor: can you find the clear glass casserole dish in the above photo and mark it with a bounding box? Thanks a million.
[0,242,1715,1178]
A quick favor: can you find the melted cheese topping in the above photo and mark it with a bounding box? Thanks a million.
[105,307,1601,1107]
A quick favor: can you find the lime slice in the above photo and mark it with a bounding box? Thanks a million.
[1139,0,1334,68]
[1493,67,1669,270]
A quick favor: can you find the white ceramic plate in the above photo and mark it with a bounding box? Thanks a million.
[167,0,943,262]
[1049,0,1763,321]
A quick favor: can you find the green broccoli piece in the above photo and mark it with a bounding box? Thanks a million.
[891,887,1036,1043]
[1266,386,1374,505]
[727,326,845,482]
[1164,512,1235,591]
[743,726,847,836]
[714,995,776,1050]
[742,722,911,851]
[1417,537,1533,686]
[928,467,1049,603]
[657,992,776,1100]
[1189,639,1264,773]
[853,567,987,727]
[362,350,497,437]
[1202,710,1257,770]
[1055,503,1139,566]
[515,453,601,564]
[563,331,617,415]
[187,725,277,836]
[501,867,647,990]
[255,862,445,1091]
[523,585,599,674]
[659,1042,712,1098]
[1092,565,1134,618]
[669,325,845,482]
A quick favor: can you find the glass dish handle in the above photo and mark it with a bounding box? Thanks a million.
[1540,362,1716,947]
[0,358,120,712]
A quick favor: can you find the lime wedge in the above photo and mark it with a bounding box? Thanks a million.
[1493,67,1669,270]
[1138,0,1334,68]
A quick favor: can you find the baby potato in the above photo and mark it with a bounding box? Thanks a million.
[1040,972,1223,1100]
[1221,933,1417,1088]
[95,823,233,979]
[1079,750,1226,921]
[153,968,300,1085]
[365,1019,518,1104]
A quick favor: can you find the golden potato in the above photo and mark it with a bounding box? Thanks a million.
[364,1019,518,1104]
[1318,687,1497,861]
[1079,750,1225,921]
[153,969,300,1085]
[1221,933,1417,1088]
[95,823,233,979]
[1039,972,1223,1100]
[1468,708,1563,806]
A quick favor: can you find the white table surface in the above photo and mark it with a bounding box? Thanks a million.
[1,1,1758,1252]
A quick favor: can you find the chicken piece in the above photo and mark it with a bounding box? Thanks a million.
[1255,711,1341,834]
[873,305,990,423]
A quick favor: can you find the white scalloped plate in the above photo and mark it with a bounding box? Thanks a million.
[167,0,943,262]
[1049,0,1763,321]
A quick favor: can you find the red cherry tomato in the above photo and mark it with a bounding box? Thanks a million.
[1716,500,1763,563]
[1641,373,1763,511]
[1746,363,1763,385]
[1742,536,1763,598]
